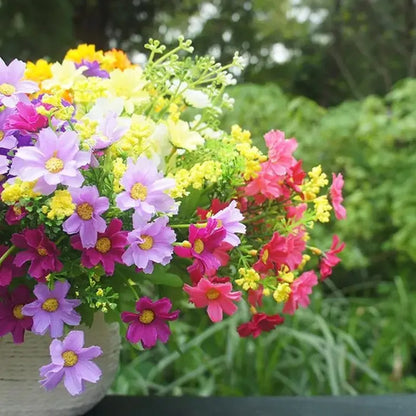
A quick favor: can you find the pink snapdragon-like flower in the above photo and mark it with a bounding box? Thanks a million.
[319,235,345,279]
[11,225,63,281]
[116,156,176,220]
[330,173,346,220]
[237,313,284,338]
[282,270,318,315]
[183,278,241,322]
[70,218,128,275]
[4,102,48,132]
[121,297,179,349]
[22,280,81,338]
[9,127,91,195]
[264,130,297,176]
[63,186,109,248]
[174,218,226,275]
[39,330,102,396]
[0,285,34,343]
[122,215,176,274]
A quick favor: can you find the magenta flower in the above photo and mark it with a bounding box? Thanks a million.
[174,218,226,275]
[22,280,81,338]
[116,156,176,220]
[4,102,48,132]
[70,218,128,275]
[0,58,38,108]
[0,285,34,343]
[9,127,91,195]
[121,297,179,348]
[211,200,246,247]
[319,235,345,280]
[11,226,63,281]
[330,173,347,220]
[63,186,109,248]
[122,215,176,274]
[183,278,241,322]
[0,244,25,286]
[282,270,318,315]
[39,330,102,396]
[5,204,28,225]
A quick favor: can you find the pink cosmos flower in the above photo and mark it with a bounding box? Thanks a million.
[183,278,241,322]
[330,173,346,220]
[237,313,284,338]
[70,218,128,275]
[319,235,345,280]
[0,285,34,343]
[121,297,179,348]
[39,330,102,395]
[174,218,226,275]
[4,102,48,132]
[0,244,25,286]
[282,270,318,315]
[264,130,297,176]
[11,225,63,281]
[63,186,109,248]
[22,280,81,338]
[9,127,91,195]
[122,214,176,273]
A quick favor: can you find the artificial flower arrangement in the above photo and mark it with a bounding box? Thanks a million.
[0,37,346,396]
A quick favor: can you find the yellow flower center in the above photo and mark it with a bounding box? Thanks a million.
[37,246,48,256]
[76,202,94,220]
[42,298,59,312]
[130,182,147,201]
[45,153,64,174]
[206,288,220,300]
[0,131,4,141]
[262,249,269,263]
[193,239,204,254]
[95,237,111,253]
[139,309,155,324]
[62,350,79,367]
[13,205,22,216]
[0,83,16,96]
[216,219,223,228]
[139,235,153,250]
[12,304,25,320]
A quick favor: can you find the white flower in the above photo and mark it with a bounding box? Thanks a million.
[183,89,211,108]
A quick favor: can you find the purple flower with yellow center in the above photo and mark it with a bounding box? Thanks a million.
[116,156,176,221]
[121,297,179,348]
[0,107,18,151]
[22,280,81,338]
[0,285,34,343]
[9,127,91,195]
[62,186,109,248]
[39,330,102,396]
[0,58,38,108]
[122,214,176,274]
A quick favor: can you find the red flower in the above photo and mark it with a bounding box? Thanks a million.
[237,313,284,338]
[11,226,63,281]
[197,198,229,220]
[319,235,345,280]
[71,218,128,275]
[283,271,318,315]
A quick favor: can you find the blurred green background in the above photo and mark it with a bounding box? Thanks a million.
[3,0,416,396]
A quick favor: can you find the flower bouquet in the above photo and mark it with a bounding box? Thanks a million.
[0,37,346,399]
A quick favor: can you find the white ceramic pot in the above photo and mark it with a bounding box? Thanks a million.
[0,313,120,416]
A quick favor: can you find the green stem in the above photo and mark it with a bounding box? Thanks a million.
[170,224,191,229]
[0,245,16,268]
[127,279,140,299]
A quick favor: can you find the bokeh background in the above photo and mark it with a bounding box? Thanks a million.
[3,0,416,396]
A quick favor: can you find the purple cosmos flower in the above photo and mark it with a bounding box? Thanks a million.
[9,127,91,195]
[4,102,48,132]
[0,285,34,343]
[121,297,179,348]
[22,280,81,338]
[70,218,128,275]
[211,200,246,247]
[11,225,63,281]
[63,186,109,248]
[0,107,18,151]
[76,60,110,78]
[39,330,102,396]
[91,112,129,150]
[0,58,38,108]
[122,215,176,274]
[0,154,8,174]
[116,156,176,221]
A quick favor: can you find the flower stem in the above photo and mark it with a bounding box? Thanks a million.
[0,244,16,268]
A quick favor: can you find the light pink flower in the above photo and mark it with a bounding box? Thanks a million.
[330,173,346,220]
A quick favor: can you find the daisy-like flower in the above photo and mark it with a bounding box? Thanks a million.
[41,60,86,91]
[22,280,81,338]
[237,313,284,338]
[183,278,241,322]
[319,235,345,280]
[63,186,109,248]
[9,127,91,195]
[122,215,176,274]
[121,297,179,348]
[39,330,102,396]
[330,173,347,220]
[70,218,128,275]
[0,285,34,343]
[11,225,63,281]
[282,271,318,315]
[116,156,176,220]
[0,58,38,108]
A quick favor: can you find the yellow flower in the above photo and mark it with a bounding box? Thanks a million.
[166,118,204,151]
[42,60,86,91]
[236,268,260,291]
[278,265,295,283]
[230,124,251,144]
[235,142,266,180]
[65,44,104,64]
[102,49,133,71]
[47,190,75,220]
[314,195,332,223]
[24,59,52,84]
[301,165,328,200]
[113,158,127,192]
[273,283,291,303]
[1,179,39,204]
